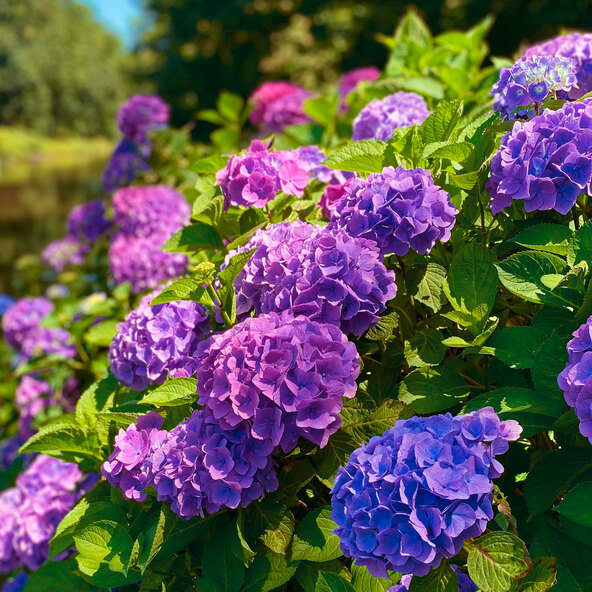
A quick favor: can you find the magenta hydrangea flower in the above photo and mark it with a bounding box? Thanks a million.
[226,221,397,336]
[319,182,350,218]
[487,99,592,215]
[331,409,522,578]
[0,455,95,572]
[42,236,88,272]
[108,233,188,295]
[1,298,54,350]
[339,66,381,107]
[558,315,592,442]
[353,92,430,141]
[216,140,310,209]
[102,138,151,193]
[329,166,457,256]
[109,287,210,391]
[524,33,592,99]
[117,94,171,144]
[20,328,76,360]
[67,200,111,244]
[248,81,312,132]
[195,310,360,451]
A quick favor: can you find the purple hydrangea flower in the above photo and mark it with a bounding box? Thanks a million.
[67,200,111,244]
[0,295,15,317]
[319,182,350,218]
[295,145,355,186]
[42,236,88,272]
[1,298,54,350]
[102,138,151,193]
[108,233,189,295]
[248,82,312,132]
[558,315,592,442]
[524,33,592,100]
[226,221,397,336]
[329,166,457,256]
[331,408,522,577]
[492,56,578,120]
[112,185,190,239]
[339,66,381,111]
[0,455,94,572]
[117,94,171,144]
[388,575,413,592]
[0,571,28,592]
[487,99,592,215]
[195,310,360,451]
[216,140,310,209]
[109,287,211,391]
[20,328,77,360]
[353,92,430,141]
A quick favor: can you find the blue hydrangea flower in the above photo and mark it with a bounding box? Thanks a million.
[102,138,151,193]
[0,295,15,317]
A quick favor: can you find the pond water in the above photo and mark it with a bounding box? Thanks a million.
[0,158,108,293]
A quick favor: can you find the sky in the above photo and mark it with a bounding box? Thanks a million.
[79,0,144,47]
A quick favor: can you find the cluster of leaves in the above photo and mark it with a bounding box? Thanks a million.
[3,10,592,592]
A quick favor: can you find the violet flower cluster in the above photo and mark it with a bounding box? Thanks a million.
[353,92,430,141]
[1,298,54,350]
[109,287,210,391]
[492,56,577,120]
[226,221,397,336]
[558,315,592,443]
[329,166,457,256]
[339,66,380,111]
[487,99,592,215]
[0,455,94,572]
[67,200,111,244]
[108,185,190,293]
[389,566,477,592]
[331,408,522,577]
[215,140,310,209]
[524,33,592,100]
[195,310,360,451]
[20,328,76,361]
[248,81,312,132]
[103,138,151,193]
[42,236,88,273]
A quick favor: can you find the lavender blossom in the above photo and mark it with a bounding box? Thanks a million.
[248,82,312,132]
[1,298,54,350]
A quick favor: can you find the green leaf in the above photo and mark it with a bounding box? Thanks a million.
[419,99,463,144]
[409,561,458,592]
[567,220,592,268]
[191,155,228,174]
[404,329,446,367]
[422,141,473,162]
[150,278,209,305]
[162,222,224,253]
[324,140,386,174]
[252,502,295,554]
[75,373,119,427]
[406,263,447,313]
[217,91,244,122]
[467,532,531,592]
[290,507,342,563]
[84,319,118,347]
[315,572,355,592]
[509,224,573,256]
[444,241,498,334]
[511,556,557,592]
[532,332,569,397]
[23,559,92,592]
[202,518,245,592]
[217,248,256,324]
[313,430,358,487]
[351,564,394,592]
[20,423,101,461]
[243,551,299,592]
[488,326,545,369]
[304,94,339,127]
[341,398,404,443]
[365,312,399,341]
[556,482,592,527]
[141,377,197,407]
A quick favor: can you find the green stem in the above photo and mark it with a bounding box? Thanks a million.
[206,283,233,328]
[573,207,581,230]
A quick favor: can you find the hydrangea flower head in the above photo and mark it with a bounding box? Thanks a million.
[353,92,430,141]
[195,310,360,451]
[492,56,578,120]
[226,221,397,336]
[67,200,111,244]
[117,94,171,143]
[1,297,54,350]
[487,99,592,215]
[20,328,76,360]
[109,286,210,390]
[248,81,312,132]
[558,315,592,442]
[102,138,150,193]
[339,66,381,108]
[319,182,350,218]
[42,236,88,272]
[331,408,522,577]
[524,33,592,99]
[329,166,457,256]
[216,140,310,209]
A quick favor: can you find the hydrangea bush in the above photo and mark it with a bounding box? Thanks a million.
[2,11,592,592]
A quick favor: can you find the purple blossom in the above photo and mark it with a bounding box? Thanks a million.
[67,200,111,244]
[1,298,54,350]
[0,295,15,317]
[331,409,522,577]
[388,575,413,592]
[329,166,457,256]
[216,140,310,209]
[339,66,381,111]
[0,455,94,572]
[248,82,312,132]
[558,315,592,442]
[102,138,150,193]
[524,33,592,100]
[109,287,210,391]
[492,56,578,120]
[195,310,360,451]
[487,99,592,215]
[117,95,170,144]
[226,221,397,336]
[319,182,350,218]
[108,233,188,294]
[42,236,88,272]
[0,571,28,592]
[295,145,355,186]
[388,566,476,592]
[20,328,76,360]
[353,92,430,142]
